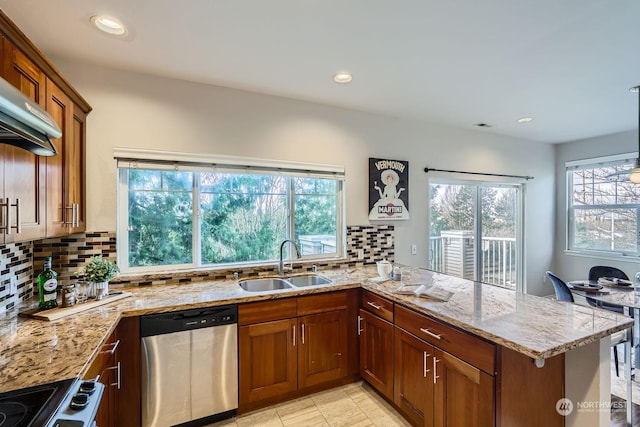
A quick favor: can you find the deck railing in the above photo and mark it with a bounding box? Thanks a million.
[429,235,517,289]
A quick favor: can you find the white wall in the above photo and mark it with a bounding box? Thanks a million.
[53,58,556,295]
[554,130,639,282]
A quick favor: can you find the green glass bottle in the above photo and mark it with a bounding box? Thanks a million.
[38,257,58,310]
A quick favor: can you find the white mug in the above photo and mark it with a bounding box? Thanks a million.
[377,260,393,278]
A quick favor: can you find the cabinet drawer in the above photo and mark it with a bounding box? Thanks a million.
[395,305,495,374]
[360,290,393,322]
[84,330,119,379]
[297,291,349,316]
[239,298,297,325]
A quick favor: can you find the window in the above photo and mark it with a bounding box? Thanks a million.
[566,153,640,257]
[116,150,345,273]
[428,179,523,290]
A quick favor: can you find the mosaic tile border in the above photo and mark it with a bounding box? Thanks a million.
[0,225,394,310]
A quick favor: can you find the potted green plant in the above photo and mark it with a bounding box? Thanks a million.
[80,256,119,299]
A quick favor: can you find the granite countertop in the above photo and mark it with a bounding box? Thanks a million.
[0,266,632,394]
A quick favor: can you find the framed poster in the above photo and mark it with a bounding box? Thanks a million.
[368,158,409,220]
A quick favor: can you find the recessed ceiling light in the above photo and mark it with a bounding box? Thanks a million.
[517,117,533,123]
[333,72,352,84]
[90,15,127,36]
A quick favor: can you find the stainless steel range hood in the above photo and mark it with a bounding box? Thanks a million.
[0,76,61,156]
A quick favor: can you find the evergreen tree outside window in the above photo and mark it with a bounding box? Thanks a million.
[116,151,345,273]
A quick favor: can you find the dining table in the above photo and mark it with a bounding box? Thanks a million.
[568,279,636,426]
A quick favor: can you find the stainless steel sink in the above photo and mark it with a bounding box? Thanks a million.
[286,274,332,287]
[239,278,293,292]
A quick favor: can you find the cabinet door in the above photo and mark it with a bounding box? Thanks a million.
[433,348,494,427]
[298,309,347,388]
[239,318,298,405]
[114,316,141,427]
[67,105,85,232]
[1,38,46,242]
[359,309,394,399]
[394,327,434,427]
[84,333,119,427]
[45,78,72,237]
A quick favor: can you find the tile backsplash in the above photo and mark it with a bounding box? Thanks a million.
[0,225,394,312]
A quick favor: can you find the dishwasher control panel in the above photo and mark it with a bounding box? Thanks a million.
[140,304,238,337]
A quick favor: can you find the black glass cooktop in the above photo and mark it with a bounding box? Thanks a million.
[0,378,75,427]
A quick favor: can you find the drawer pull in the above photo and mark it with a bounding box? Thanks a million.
[357,315,363,335]
[105,362,121,389]
[293,325,296,346]
[433,357,440,384]
[367,301,382,310]
[423,352,431,377]
[301,323,305,344]
[420,328,442,340]
[100,339,120,355]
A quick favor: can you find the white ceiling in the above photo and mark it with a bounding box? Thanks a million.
[2,0,639,144]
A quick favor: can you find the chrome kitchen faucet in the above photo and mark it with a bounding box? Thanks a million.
[278,240,301,275]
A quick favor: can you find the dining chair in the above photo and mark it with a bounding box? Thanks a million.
[588,265,629,282]
[586,265,631,377]
[545,271,574,302]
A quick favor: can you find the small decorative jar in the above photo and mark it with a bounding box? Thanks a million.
[61,283,76,307]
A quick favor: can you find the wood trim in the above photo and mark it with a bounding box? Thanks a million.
[0,9,92,113]
[297,290,348,316]
[238,297,297,325]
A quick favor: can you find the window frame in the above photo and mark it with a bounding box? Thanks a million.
[565,152,640,260]
[115,149,346,274]
[427,177,525,292]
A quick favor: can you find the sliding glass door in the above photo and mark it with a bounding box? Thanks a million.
[429,180,523,290]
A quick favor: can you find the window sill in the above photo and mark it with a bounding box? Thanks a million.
[563,249,640,264]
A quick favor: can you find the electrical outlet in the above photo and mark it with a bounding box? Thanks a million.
[386,236,393,247]
[411,244,417,255]
[10,276,18,295]
[357,249,365,259]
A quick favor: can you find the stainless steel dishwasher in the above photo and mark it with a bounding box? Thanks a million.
[140,304,238,427]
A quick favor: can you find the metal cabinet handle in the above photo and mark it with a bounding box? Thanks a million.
[73,203,79,227]
[420,328,442,340]
[105,361,121,389]
[64,205,73,226]
[10,199,20,233]
[357,315,363,336]
[301,323,305,344]
[100,340,120,355]
[433,357,440,384]
[0,198,8,234]
[367,301,382,310]
[293,325,296,346]
[423,352,431,377]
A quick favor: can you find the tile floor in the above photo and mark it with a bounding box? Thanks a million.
[208,382,410,427]
[210,355,638,427]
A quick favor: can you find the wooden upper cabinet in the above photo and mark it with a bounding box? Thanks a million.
[45,78,72,237]
[0,11,91,242]
[69,106,86,232]
[0,37,46,243]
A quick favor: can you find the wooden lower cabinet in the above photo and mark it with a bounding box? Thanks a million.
[394,327,434,427]
[83,317,140,427]
[298,310,348,388]
[239,317,298,403]
[238,290,357,412]
[433,348,494,427]
[84,330,118,427]
[359,308,394,400]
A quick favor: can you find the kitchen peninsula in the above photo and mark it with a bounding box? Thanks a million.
[0,266,632,427]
